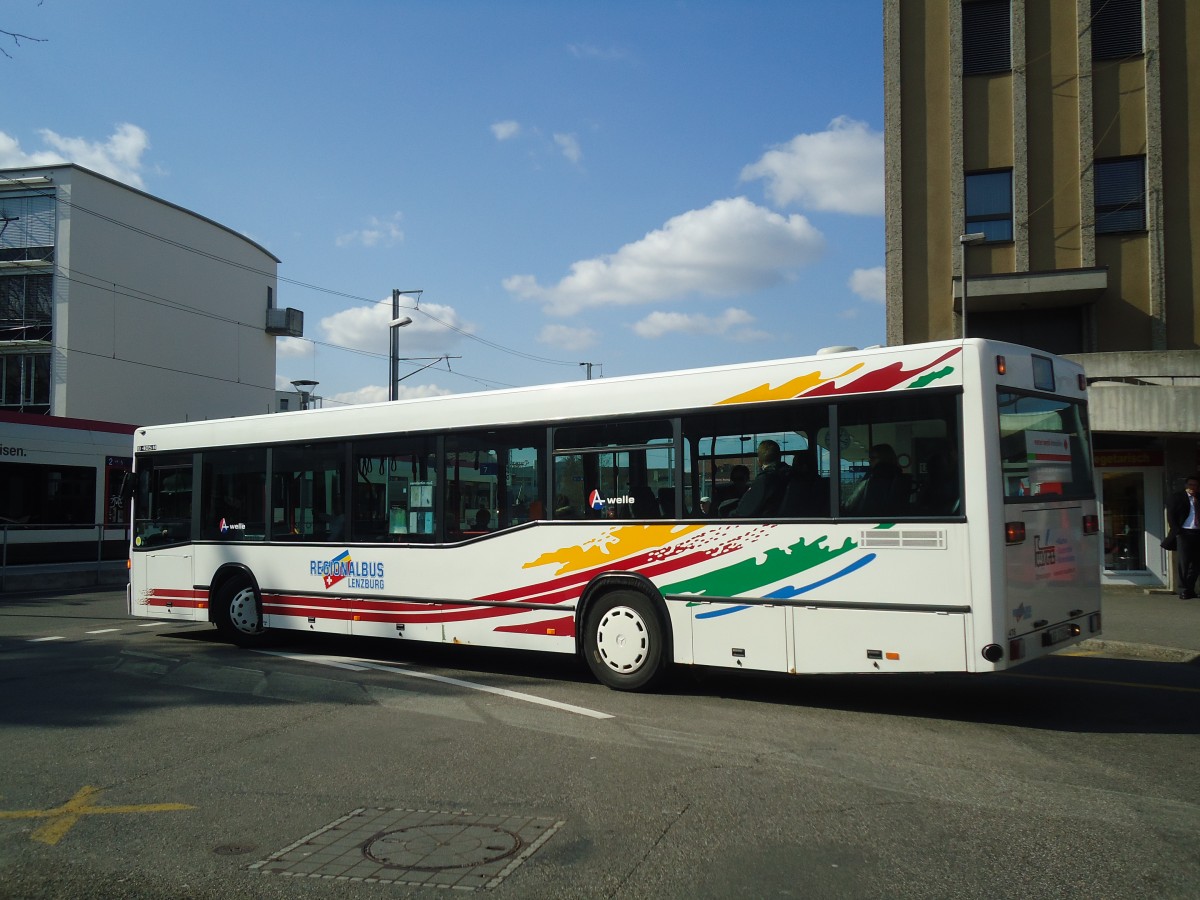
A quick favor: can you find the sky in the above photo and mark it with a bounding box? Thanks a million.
[2,0,886,407]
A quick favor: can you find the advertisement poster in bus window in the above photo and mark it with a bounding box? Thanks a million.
[1025,431,1070,496]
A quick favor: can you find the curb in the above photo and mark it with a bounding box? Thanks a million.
[1075,638,1200,664]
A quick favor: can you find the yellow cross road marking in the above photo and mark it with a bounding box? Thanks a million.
[0,786,194,845]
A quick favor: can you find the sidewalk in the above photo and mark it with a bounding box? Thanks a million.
[1082,584,1200,663]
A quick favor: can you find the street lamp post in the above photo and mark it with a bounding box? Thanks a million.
[290,379,318,410]
[958,232,986,338]
[388,288,421,401]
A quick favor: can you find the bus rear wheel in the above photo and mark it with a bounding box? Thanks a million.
[583,590,667,691]
[213,578,269,647]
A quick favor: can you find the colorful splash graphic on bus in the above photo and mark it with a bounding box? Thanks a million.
[716,347,960,406]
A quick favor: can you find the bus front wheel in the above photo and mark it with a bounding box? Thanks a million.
[213,578,268,647]
[583,590,667,691]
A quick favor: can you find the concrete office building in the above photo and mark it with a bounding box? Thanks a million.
[1,163,300,426]
[884,0,1200,588]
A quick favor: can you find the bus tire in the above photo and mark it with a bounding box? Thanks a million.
[213,578,269,647]
[583,589,667,691]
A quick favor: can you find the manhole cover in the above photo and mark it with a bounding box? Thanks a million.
[365,823,522,869]
[250,808,563,890]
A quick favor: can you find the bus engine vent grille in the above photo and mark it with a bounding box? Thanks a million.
[858,529,947,550]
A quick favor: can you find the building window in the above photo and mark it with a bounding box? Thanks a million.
[1,352,51,412]
[965,170,1014,241]
[1091,0,1142,60]
[0,193,55,263]
[1095,156,1146,234]
[962,0,1011,75]
[0,273,53,341]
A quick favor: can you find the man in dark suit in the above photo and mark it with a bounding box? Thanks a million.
[734,440,790,517]
[1165,475,1200,599]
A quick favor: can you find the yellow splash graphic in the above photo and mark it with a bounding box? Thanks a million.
[715,362,864,405]
[524,524,702,575]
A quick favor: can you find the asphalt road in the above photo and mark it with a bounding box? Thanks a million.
[1,589,1198,899]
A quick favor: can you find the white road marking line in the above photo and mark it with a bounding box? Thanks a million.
[257,651,370,672]
[28,636,65,643]
[259,651,614,719]
[86,628,121,634]
[137,623,166,627]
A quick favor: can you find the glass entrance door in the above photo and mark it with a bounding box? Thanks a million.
[1103,471,1145,571]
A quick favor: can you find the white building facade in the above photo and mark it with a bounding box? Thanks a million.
[1,164,298,426]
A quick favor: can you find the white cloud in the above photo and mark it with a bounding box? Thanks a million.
[631,308,767,341]
[0,124,150,188]
[491,120,521,141]
[848,266,886,303]
[329,383,452,406]
[553,132,582,165]
[741,116,884,215]
[504,196,824,315]
[335,212,404,248]
[319,299,469,356]
[538,323,598,352]
[275,336,313,358]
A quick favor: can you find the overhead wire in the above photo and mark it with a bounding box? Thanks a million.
[0,172,584,372]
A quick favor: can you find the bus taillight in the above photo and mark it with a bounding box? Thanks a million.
[1009,638,1025,661]
[996,355,1007,375]
[1005,521,1026,544]
[1082,514,1099,534]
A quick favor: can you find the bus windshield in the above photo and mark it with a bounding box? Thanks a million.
[997,390,1093,501]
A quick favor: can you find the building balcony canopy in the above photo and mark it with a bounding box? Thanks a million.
[952,267,1107,313]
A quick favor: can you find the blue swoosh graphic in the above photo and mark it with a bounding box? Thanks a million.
[694,553,877,618]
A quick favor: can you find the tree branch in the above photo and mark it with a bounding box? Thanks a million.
[2,28,48,59]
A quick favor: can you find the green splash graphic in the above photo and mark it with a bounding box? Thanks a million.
[907,365,955,388]
[664,535,857,602]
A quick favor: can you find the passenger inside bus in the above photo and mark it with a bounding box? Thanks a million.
[779,450,830,517]
[716,465,751,516]
[843,443,912,517]
[733,440,791,517]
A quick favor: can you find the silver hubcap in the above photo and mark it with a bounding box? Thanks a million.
[595,605,648,674]
[227,586,262,635]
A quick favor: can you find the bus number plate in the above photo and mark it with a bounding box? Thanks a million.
[1041,625,1074,647]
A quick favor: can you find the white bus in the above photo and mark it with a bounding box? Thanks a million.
[127,339,1101,690]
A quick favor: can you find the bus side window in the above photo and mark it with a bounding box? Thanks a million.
[835,393,958,519]
[270,444,345,542]
[445,428,545,537]
[351,437,437,544]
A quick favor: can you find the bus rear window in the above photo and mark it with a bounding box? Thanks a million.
[997,391,1093,501]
